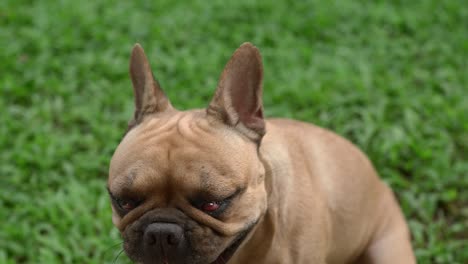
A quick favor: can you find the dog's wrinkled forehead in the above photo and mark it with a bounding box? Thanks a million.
[108,111,258,193]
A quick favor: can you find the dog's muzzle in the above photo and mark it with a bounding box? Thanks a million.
[142,222,188,263]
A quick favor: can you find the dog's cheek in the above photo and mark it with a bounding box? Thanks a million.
[251,160,266,186]
[186,224,231,263]
[112,212,130,233]
[112,211,122,227]
[241,187,268,222]
[256,167,265,185]
[121,222,146,263]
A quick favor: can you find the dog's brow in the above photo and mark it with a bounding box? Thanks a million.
[125,171,138,188]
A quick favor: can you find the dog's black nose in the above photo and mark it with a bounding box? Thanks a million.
[143,223,186,257]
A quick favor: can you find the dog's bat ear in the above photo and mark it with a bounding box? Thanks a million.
[128,44,173,130]
[207,42,265,142]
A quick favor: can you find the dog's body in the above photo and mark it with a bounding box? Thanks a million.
[229,118,414,263]
[108,43,415,263]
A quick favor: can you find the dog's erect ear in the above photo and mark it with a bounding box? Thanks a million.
[128,44,173,129]
[207,42,265,141]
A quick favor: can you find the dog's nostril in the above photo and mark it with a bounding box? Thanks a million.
[144,223,184,248]
[147,233,157,245]
[167,233,181,245]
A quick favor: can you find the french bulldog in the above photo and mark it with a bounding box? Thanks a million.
[108,43,416,264]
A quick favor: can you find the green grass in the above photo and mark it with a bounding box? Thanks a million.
[1,0,467,263]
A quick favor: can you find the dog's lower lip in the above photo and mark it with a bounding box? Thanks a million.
[210,222,256,264]
[211,241,239,264]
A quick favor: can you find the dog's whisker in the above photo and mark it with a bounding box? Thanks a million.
[112,248,125,264]
[104,241,124,253]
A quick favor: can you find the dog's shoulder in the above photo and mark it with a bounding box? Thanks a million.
[264,117,377,184]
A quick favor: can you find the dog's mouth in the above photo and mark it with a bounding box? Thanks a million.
[123,210,259,264]
[210,222,255,264]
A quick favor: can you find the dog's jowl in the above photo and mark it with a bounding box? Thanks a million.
[108,43,416,264]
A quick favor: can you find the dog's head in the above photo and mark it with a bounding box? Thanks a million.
[108,43,268,263]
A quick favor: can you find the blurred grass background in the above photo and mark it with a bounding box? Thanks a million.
[1,0,467,263]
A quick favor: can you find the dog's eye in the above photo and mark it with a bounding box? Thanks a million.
[107,189,142,214]
[117,198,138,212]
[201,202,220,212]
[194,189,244,217]
[111,195,140,213]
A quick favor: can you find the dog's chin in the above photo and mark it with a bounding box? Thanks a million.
[123,211,259,264]
[131,231,248,264]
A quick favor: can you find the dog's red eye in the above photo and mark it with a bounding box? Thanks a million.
[120,201,134,211]
[117,199,137,211]
[201,202,220,212]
